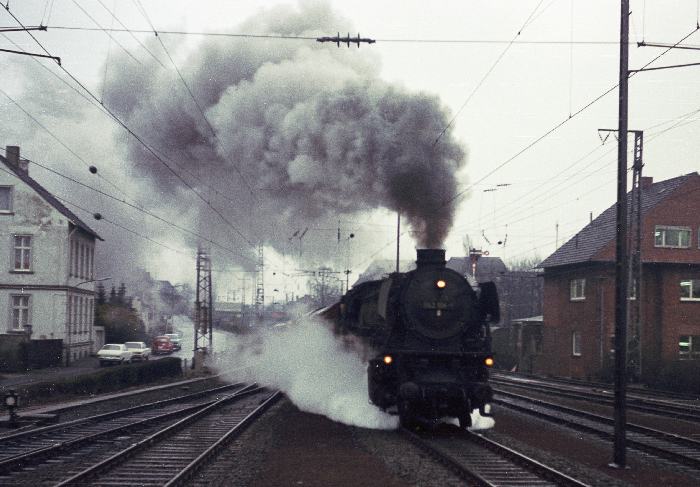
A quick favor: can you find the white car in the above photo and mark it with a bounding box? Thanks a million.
[97,344,133,366]
[124,341,151,361]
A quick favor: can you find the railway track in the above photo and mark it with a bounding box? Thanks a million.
[0,382,268,485]
[401,427,589,487]
[493,371,700,403]
[494,388,700,470]
[492,373,700,422]
[57,388,278,486]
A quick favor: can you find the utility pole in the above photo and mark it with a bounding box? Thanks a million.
[612,0,630,469]
[598,127,644,384]
[396,212,401,273]
[629,131,644,381]
[255,244,265,326]
[194,248,213,359]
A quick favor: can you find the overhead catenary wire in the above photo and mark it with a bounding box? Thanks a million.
[0,34,249,224]
[440,24,700,210]
[95,0,166,69]
[71,0,142,65]
[433,0,546,146]
[10,151,257,265]
[131,0,257,198]
[0,163,190,257]
[46,25,638,45]
[2,3,256,249]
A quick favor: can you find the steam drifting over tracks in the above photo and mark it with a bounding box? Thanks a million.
[401,427,590,487]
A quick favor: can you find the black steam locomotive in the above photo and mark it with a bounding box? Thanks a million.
[330,248,498,428]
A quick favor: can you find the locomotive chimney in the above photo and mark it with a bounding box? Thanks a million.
[416,248,446,269]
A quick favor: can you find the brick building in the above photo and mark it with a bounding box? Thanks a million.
[537,172,700,379]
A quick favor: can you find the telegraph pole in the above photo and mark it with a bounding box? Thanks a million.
[396,212,401,273]
[612,0,630,469]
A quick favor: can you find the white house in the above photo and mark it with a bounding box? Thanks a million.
[0,146,103,365]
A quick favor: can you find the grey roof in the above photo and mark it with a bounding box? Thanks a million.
[0,155,102,240]
[540,172,698,268]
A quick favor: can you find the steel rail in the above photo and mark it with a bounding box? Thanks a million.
[401,427,590,487]
[165,391,282,486]
[495,391,700,469]
[0,383,251,475]
[491,378,700,422]
[55,385,269,486]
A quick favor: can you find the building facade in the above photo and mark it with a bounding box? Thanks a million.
[0,146,103,364]
[538,173,700,379]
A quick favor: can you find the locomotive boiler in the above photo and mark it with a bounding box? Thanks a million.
[332,248,499,428]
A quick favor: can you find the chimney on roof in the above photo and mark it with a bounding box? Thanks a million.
[640,176,653,189]
[5,146,28,174]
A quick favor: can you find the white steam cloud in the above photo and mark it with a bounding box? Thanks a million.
[216,317,398,430]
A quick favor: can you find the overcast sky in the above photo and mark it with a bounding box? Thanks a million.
[2,1,699,297]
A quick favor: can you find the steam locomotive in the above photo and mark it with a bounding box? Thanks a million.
[327,248,498,428]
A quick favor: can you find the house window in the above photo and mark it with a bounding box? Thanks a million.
[679,335,700,359]
[13,235,32,271]
[0,186,12,212]
[654,226,691,248]
[680,279,700,301]
[11,295,30,330]
[570,278,585,300]
[572,331,582,356]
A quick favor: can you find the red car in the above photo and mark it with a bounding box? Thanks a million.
[152,336,174,355]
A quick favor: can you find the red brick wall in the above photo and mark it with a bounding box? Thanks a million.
[539,175,700,379]
[539,265,615,379]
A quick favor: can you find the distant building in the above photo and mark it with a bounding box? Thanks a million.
[0,146,103,366]
[538,172,700,379]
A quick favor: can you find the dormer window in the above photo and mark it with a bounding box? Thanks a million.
[0,186,12,213]
[654,226,691,248]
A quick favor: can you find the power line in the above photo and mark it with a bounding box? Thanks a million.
[441,25,700,210]
[434,0,546,146]
[2,3,256,249]
[45,25,637,45]
[131,0,257,197]
[71,0,142,65]
[13,151,257,265]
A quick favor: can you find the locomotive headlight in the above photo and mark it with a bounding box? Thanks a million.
[484,356,494,367]
[436,279,446,289]
[383,355,393,365]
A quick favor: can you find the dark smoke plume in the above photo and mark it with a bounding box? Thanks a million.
[104,1,466,259]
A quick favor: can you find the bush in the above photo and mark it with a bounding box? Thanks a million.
[12,358,183,406]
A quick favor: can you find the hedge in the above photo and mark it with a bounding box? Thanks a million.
[4,357,183,407]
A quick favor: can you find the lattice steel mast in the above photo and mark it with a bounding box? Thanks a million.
[194,247,213,353]
[254,244,265,325]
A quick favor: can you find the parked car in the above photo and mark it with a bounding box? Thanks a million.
[97,344,133,366]
[152,336,174,355]
[124,341,150,361]
[164,333,182,351]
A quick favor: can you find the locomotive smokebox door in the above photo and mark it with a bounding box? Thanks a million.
[478,282,500,323]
